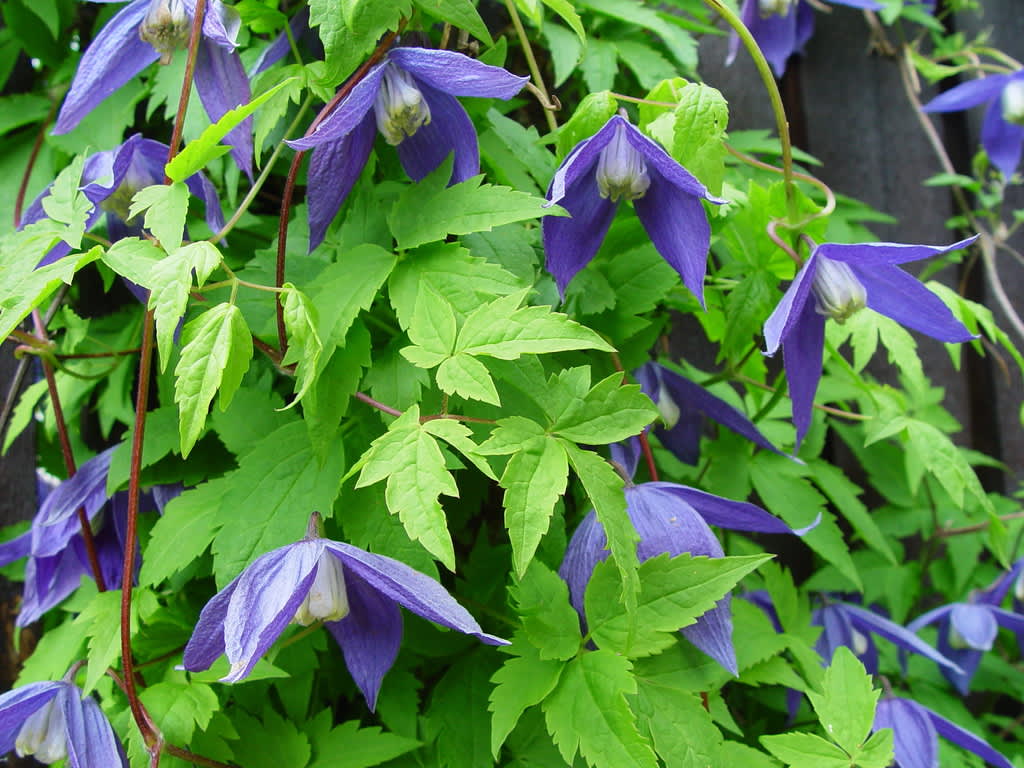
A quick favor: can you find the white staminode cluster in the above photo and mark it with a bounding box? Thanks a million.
[656,380,681,430]
[16,698,66,764]
[596,124,651,203]
[811,256,867,323]
[758,0,796,17]
[1001,79,1024,126]
[139,0,191,64]
[374,65,432,146]
[294,553,351,626]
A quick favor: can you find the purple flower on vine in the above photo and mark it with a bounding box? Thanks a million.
[20,134,224,274]
[905,560,1024,695]
[922,70,1024,178]
[53,0,253,177]
[873,697,1014,768]
[561,443,814,674]
[763,237,978,447]
[287,46,528,250]
[543,115,722,303]
[728,0,884,78]
[182,515,507,709]
[0,677,128,766]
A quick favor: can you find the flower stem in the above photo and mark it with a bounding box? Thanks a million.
[702,0,797,222]
[13,94,62,227]
[503,0,558,133]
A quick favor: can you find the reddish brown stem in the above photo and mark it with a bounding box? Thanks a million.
[13,97,60,227]
[637,430,659,483]
[31,308,107,591]
[165,0,207,175]
[274,27,402,356]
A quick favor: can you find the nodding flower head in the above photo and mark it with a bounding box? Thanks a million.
[373,64,432,145]
[139,0,191,63]
[1001,79,1024,126]
[811,256,867,323]
[595,122,651,202]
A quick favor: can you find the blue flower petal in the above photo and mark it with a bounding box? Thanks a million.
[53,0,158,134]
[950,603,998,650]
[32,447,116,559]
[818,236,977,266]
[782,297,826,449]
[763,252,820,356]
[387,47,528,100]
[61,684,129,768]
[874,698,938,768]
[645,482,810,535]
[288,61,388,150]
[558,510,607,618]
[922,74,1011,114]
[981,97,1024,178]
[841,603,963,673]
[195,37,254,179]
[0,682,61,755]
[926,705,1014,768]
[182,579,239,673]
[396,82,479,184]
[682,596,737,675]
[746,3,799,78]
[827,0,885,9]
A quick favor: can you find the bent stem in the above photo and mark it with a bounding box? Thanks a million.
[504,0,558,133]
[702,0,797,222]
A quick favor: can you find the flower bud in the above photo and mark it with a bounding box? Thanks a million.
[655,380,681,429]
[811,256,867,323]
[293,552,350,626]
[596,123,651,202]
[16,698,66,764]
[1001,80,1024,127]
[851,627,870,657]
[374,64,432,145]
[139,0,191,65]
[758,0,795,17]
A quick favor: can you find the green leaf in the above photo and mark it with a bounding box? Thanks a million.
[73,590,138,694]
[852,729,894,768]
[232,709,311,768]
[557,91,618,158]
[511,560,582,661]
[280,283,324,405]
[905,420,994,516]
[101,237,165,287]
[412,0,492,44]
[425,653,499,768]
[541,0,585,42]
[174,303,253,457]
[401,283,457,368]
[311,243,396,348]
[561,442,640,613]
[807,647,880,755]
[615,41,676,90]
[543,650,658,768]
[550,372,657,444]
[810,460,897,565]
[129,182,189,252]
[148,249,192,373]
[436,353,501,404]
[478,416,548,455]
[760,732,851,768]
[40,154,90,246]
[355,406,458,570]
[140,477,229,585]
[636,684,722,768]
[309,0,412,86]
[388,165,564,250]
[308,720,420,768]
[489,633,566,757]
[139,680,219,745]
[420,418,497,481]
[211,420,345,585]
[456,289,614,359]
[669,81,728,195]
[586,553,771,658]
[500,435,569,576]
[165,77,298,181]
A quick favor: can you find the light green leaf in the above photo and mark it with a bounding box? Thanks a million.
[543,650,658,768]
[140,477,229,585]
[231,709,311,768]
[40,154,90,247]
[556,91,619,158]
[542,0,585,42]
[760,732,850,768]
[412,0,492,44]
[148,250,192,373]
[401,283,457,368]
[165,77,299,181]
[101,237,164,287]
[670,81,729,195]
[311,243,396,348]
[637,684,722,768]
[355,406,458,569]
[853,729,894,768]
[174,303,253,457]
[436,353,501,404]
[512,560,582,661]
[308,720,420,768]
[551,372,657,444]
[478,416,548,455]
[807,647,880,755]
[489,633,565,757]
[810,460,896,565]
[905,420,995,516]
[388,165,564,250]
[129,182,189,252]
[139,681,219,745]
[586,553,771,658]
[73,590,138,694]
[421,418,498,480]
[280,283,324,405]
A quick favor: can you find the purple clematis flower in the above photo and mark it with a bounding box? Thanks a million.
[287,46,528,251]
[813,600,962,675]
[543,115,723,304]
[763,237,978,447]
[922,70,1024,179]
[0,677,128,766]
[905,560,1024,695]
[0,448,178,626]
[873,697,1013,768]
[634,361,786,465]
[728,0,885,78]
[54,0,253,177]
[560,457,815,674]
[182,516,508,709]
[20,134,224,272]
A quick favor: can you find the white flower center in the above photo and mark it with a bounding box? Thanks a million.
[656,380,680,429]
[758,0,795,17]
[811,256,867,323]
[293,553,350,626]
[374,64,432,146]
[139,0,191,64]
[596,124,650,202]
[1015,570,1024,602]
[1001,80,1024,126]
[851,628,870,657]
[16,698,67,764]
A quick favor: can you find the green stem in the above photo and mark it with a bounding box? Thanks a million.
[504,0,558,133]
[702,0,797,222]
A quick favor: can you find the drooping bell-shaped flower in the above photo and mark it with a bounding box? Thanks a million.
[634,361,787,466]
[19,134,224,270]
[543,115,723,303]
[923,70,1024,178]
[54,0,253,177]
[873,697,1013,768]
[0,678,128,766]
[763,237,978,447]
[183,515,507,709]
[728,0,884,78]
[288,46,528,251]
